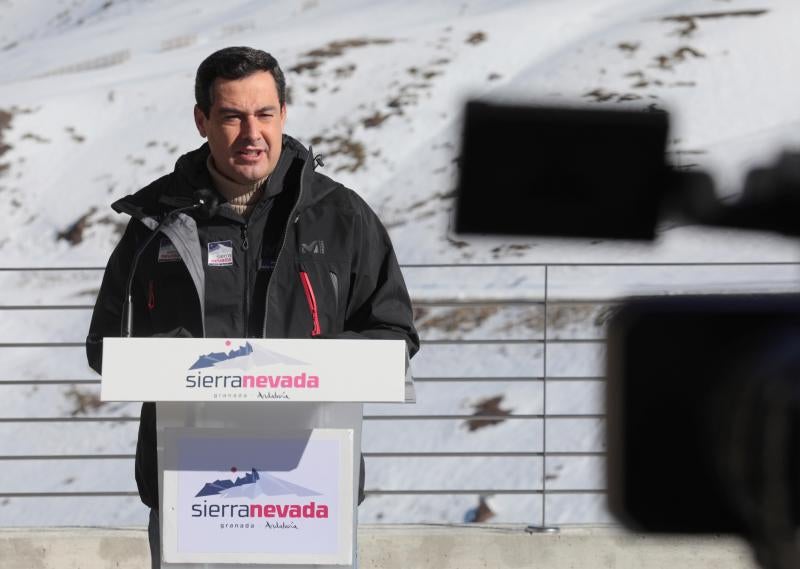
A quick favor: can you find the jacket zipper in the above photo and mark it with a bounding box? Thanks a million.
[262,151,311,337]
[299,270,322,336]
[241,223,250,337]
[241,224,250,251]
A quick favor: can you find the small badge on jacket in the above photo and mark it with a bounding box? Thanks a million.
[157,238,180,263]
[208,240,234,267]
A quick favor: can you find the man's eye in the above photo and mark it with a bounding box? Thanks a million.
[223,115,239,122]
[258,113,274,120]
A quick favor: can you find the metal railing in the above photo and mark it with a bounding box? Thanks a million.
[1,262,799,526]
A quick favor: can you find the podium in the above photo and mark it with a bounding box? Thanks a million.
[100,337,412,568]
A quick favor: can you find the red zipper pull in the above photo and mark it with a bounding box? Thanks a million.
[147,280,156,310]
[299,271,321,336]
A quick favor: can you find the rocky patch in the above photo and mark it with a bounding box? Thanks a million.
[0,109,12,176]
[290,37,394,75]
[465,395,513,432]
[661,9,769,38]
[57,207,97,245]
[463,496,495,523]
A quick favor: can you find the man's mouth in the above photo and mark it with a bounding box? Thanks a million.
[236,148,264,160]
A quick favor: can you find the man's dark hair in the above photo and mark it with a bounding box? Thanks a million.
[195,46,287,116]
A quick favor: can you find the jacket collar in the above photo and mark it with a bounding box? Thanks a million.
[112,135,325,221]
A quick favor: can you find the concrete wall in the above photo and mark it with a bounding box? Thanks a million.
[0,525,759,569]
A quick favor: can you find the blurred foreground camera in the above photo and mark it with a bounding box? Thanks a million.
[607,296,800,569]
[455,101,800,569]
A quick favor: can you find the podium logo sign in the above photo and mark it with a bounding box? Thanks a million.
[101,336,407,402]
[185,340,321,399]
[191,468,329,523]
[170,432,350,562]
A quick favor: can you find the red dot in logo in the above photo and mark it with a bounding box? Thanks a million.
[225,340,232,346]
[231,466,237,473]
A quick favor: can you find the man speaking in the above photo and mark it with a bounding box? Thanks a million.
[86,46,419,567]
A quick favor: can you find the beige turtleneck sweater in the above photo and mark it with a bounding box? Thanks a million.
[206,155,269,218]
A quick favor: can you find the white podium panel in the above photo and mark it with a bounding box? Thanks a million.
[161,427,353,565]
[102,338,406,402]
[156,401,364,569]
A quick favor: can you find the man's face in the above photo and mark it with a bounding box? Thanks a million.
[194,71,286,184]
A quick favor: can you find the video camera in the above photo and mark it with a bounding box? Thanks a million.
[455,101,800,569]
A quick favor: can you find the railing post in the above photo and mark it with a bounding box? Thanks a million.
[527,264,558,533]
[542,264,548,527]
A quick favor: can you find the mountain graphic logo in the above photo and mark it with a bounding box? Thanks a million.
[189,341,308,370]
[195,468,321,498]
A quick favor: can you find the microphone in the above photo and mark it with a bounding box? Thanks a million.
[120,189,219,337]
[192,188,220,219]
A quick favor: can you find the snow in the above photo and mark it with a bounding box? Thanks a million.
[1,0,800,527]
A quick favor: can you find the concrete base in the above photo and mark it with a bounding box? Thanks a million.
[0,525,760,569]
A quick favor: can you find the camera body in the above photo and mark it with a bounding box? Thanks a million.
[606,295,800,533]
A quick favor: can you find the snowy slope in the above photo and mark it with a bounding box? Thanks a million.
[2,0,800,265]
[1,0,800,527]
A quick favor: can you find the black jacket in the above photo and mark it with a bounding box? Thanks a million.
[86,136,419,509]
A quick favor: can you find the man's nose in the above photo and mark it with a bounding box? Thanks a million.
[241,116,260,142]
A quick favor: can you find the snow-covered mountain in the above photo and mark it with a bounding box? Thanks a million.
[2,0,800,527]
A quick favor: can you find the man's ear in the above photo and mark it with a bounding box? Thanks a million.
[280,103,287,129]
[194,105,208,138]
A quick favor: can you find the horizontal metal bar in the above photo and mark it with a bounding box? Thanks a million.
[363,414,605,421]
[414,376,605,383]
[0,295,793,310]
[364,414,548,421]
[0,379,100,385]
[0,267,105,272]
[0,491,138,498]
[419,339,544,345]
[1,489,609,498]
[363,451,605,458]
[0,339,601,351]
[414,376,543,383]
[0,454,134,461]
[0,376,607,385]
[0,301,586,312]
[11,297,795,311]
[401,262,800,268]
[0,339,608,349]
[413,299,545,307]
[0,417,138,423]
[0,342,84,348]
[366,489,543,495]
[0,451,606,461]
[416,298,616,306]
[416,298,634,306]
[2,295,794,309]
[0,414,606,423]
[421,338,609,346]
[3,262,798,272]
[364,489,607,496]
[545,339,605,344]
[0,305,93,310]
[545,376,606,382]
[412,338,605,345]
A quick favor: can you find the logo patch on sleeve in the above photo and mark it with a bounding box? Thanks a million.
[208,240,234,267]
[158,238,180,263]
